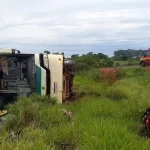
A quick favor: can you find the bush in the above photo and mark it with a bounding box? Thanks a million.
[99,68,124,85]
[99,58,114,67]
[76,62,90,71]
[116,62,120,66]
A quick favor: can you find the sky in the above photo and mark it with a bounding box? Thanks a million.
[0,0,150,57]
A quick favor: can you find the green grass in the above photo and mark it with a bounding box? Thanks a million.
[1,68,150,149]
[114,60,139,66]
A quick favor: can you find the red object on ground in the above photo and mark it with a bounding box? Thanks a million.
[146,115,150,126]
[99,68,120,85]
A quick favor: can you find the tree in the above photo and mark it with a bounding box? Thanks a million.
[61,52,64,55]
[71,54,79,58]
[44,50,50,54]
[86,52,93,56]
[99,58,114,67]
[121,56,128,61]
[113,49,147,58]
[97,53,108,59]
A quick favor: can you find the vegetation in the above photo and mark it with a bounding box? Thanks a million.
[1,67,150,149]
[70,50,142,72]
[113,49,147,58]
[71,52,114,72]
[45,49,145,70]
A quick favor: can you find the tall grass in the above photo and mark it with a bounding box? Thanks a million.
[1,68,150,149]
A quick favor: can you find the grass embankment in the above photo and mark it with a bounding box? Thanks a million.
[113,60,139,66]
[1,67,150,149]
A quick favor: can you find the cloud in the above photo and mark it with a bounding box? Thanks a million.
[0,0,150,56]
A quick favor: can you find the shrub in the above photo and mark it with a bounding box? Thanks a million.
[76,62,90,71]
[116,62,120,66]
[99,68,124,85]
[99,58,114,67]
[78,69,89,77]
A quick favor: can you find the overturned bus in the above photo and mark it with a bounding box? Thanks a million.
[0,48,76,109]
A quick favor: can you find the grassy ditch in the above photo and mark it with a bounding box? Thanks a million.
[1,67,150,149]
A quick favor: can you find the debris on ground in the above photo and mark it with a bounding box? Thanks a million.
[7,129,23,142]
[0,110,7,117]
[61,109,73,121]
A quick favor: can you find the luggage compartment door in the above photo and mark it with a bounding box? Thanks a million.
[48,54,63,103]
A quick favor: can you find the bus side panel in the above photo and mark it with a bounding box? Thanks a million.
[48,54,63,103]
[34,54,47,95]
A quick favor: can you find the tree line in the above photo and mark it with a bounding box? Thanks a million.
[43,49,145,70]
[70,52,114,71]
[113,49,147,58]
